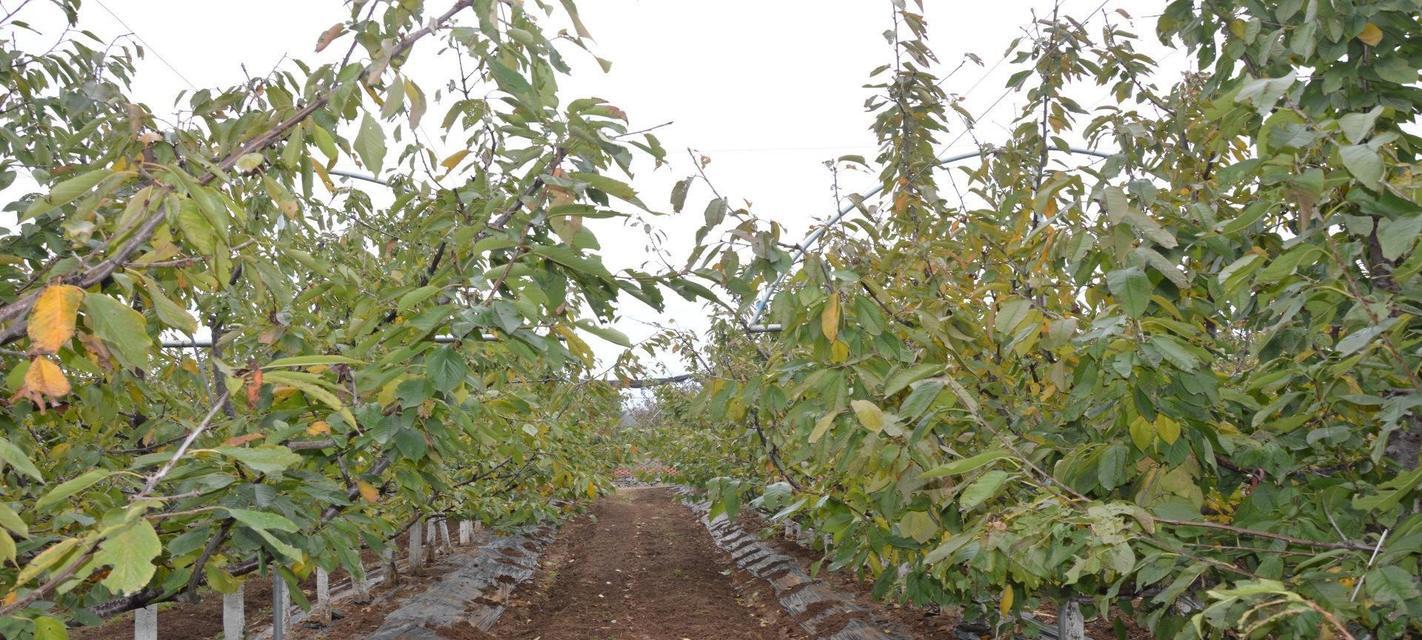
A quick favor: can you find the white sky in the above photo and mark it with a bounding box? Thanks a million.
[8,0,1180,377]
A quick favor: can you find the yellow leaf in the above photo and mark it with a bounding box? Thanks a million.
[306,421,331,436]
[1358,22,1383,46]
[821,292,840,342]
[1156,414,1181,445]
[311,162,336,192]
[809,410,839,443]
[357,480,379,504]
[28,285,84,354]
[24,357,70,398]
[999,586,1014,616]
[441,149,471,172]
[850,399,884,434]
[830,339,849,363]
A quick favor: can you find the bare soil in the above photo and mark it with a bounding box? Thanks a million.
[479,486,807,640]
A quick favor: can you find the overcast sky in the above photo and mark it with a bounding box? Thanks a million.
[9,0,1178,377]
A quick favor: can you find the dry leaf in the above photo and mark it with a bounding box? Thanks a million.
[315,23,346,52]
[222,433,265,447]
[246,368,263,406]
[79,333,114,371]
[28,284,84,354]
[306,420,331,436]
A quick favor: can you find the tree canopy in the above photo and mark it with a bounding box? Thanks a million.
[1,0,1422,639]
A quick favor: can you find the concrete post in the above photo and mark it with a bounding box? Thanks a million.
[271,576,291,640]
[409,518,424,571]
[353,563,372,604]
[314,567,332,625]
[459,520,471,545]
[439,518,453,552]
[1058,599,1086,640]
[134,605,158,640]
[223,583,245,640]
[382,547,398,586]
[425,517,437,559]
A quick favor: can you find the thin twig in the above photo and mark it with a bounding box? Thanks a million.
[138,392,229,498]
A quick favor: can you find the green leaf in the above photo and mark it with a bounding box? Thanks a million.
[36,469,110,512]
[83,293,152,369]
[234,153,265,173]
[355,113,386,173]
[1219,201,1273,235]
[959,470,1012,511]
[576,321,631,347]
[1340,144,1383,188]
[1374,57,1417,85]
[703,197,727,227]
[397,285,441,313]
[16,537,83,587]
[923,532,974,564]
[569,172,637,203]
[1104,187,1177,248]
[0,436,43,481]
[899,379,944,419]
[262,355,364,369]
[224,508,303,561]
[0,529,15,565]
[1354,467,1422,512]
[1378,215,1422,261]
[32,615,68,640]
[897,511,938,543]
[921,449,1011,479]
[262,370,356,426]
[994,298,1031,335]
[1149,335,1199,371]
[850,399,885,434]
[0,502,28,538]
[394,428,427,460]
[214,445,302,475]
[22,168,113,220]
[1339,107,1383,145]
[670,177,692,212]
[1336,317,1400,356]
[224,507,298,532]
[425,347,468,393]
[1098,444,1130,490]
[141,275,197,334]
[1366,565,1422,605]
[176,200,220,257]
[94,519,161,595]
[883,364,943,397]
[1106,268,1152,318]
[489,60,534,102]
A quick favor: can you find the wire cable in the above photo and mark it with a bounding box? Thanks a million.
[91,0,199,90]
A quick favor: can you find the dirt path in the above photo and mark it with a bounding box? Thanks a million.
[481,486,806,640]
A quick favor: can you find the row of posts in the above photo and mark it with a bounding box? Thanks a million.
[132,517,480,640]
